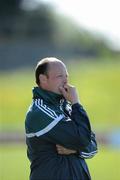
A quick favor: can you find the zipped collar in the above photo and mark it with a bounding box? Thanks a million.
[32,87,63,105]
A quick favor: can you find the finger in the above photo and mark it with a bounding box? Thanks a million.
[59,86,67,96]
[56,144,63,148]
[63,85,69,91]
[56,145,64,151]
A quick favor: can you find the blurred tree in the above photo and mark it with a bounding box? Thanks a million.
[52,15,111,57]
[0,0,22,37]
[0,0,54,41]
[0,0,21,15]
[0,0,115,71]
[26,4,53,41]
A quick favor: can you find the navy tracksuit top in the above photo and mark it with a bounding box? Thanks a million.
[25,87,94,180]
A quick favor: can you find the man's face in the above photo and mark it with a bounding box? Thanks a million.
[44,62,69,94]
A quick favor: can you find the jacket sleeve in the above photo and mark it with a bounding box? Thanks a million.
[44,103,92,151]
[78,131,98,159]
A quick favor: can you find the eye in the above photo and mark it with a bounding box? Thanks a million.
[57,75,63,78]
[56,74,68,79]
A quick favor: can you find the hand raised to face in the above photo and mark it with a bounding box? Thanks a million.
[59,84,80,105]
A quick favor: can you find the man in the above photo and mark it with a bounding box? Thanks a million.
[25,57,98,180]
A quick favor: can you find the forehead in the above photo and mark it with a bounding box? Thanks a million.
[48,62,68,74]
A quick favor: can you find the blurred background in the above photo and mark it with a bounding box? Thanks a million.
[0,0,120,179]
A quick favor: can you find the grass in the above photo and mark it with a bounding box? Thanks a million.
[0,58,120,131]
[0,69,34,131]
[0,145,30,180]
[0,58,120,180]
[0,145,120,180]
[68,59,120,130]
[87,146,120,180]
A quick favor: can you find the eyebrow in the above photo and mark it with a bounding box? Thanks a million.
[56,73,69,77]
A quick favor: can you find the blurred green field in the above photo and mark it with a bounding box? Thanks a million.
[0,58,120,180]
[0,58,120,131]
[0,145,120,180]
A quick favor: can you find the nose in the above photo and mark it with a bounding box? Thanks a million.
[64,75,68,84]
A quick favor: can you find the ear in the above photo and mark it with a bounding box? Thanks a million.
[39,74,47,84]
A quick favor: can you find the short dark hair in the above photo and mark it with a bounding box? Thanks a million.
[35,59,49,85]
